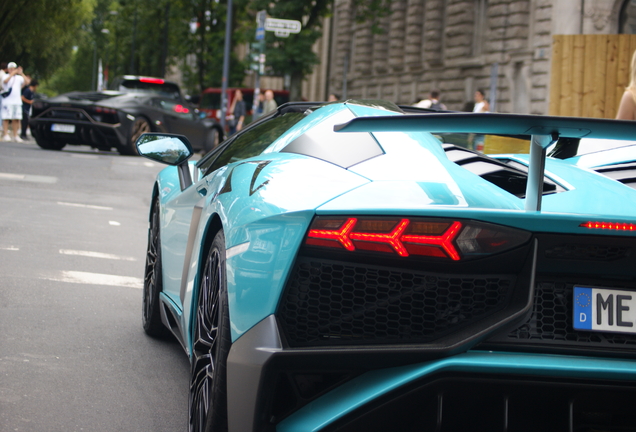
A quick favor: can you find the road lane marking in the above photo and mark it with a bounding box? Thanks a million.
[45,271,143,289]
[59,249,137,261]
[0,246,19,251]
[57,201,113,210]
[70,154,99,159]
[109,221,121,226]
[122,161,156,167]
[0,172,57,184]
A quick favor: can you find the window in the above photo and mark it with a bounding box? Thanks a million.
[198,111,306,176]
[620,0,636,33]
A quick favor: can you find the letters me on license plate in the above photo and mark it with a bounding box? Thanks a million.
[51,124,75,133]
[573,286,636,334]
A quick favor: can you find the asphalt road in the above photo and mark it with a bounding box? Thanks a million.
[0,139,191,431]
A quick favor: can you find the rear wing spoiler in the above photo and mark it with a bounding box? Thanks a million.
[334,113,636,212]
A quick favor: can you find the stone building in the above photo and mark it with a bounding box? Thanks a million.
[317,0,636,115]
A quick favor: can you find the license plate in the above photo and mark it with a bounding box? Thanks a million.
[51,123,75,133]
[573,286,636,333]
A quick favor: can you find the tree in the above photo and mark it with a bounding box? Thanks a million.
[242,0,392,101]
[0,0,93,78]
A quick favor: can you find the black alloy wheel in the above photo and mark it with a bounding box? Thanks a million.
[142,195,169,337]
[189,231,230,432]
[203,127,220,154]
[120,116,150,155]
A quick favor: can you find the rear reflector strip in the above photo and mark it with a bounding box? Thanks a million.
[580,222,636,231]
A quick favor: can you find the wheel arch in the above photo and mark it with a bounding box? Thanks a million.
[187,212,224,354]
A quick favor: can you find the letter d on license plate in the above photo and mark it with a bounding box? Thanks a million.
[574,286,636,334]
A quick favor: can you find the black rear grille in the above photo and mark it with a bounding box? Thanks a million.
[324,374,636,432]
[483,280,636,350]
[46,109,88,121]
[545,244,630,261]
[278,257,514,347]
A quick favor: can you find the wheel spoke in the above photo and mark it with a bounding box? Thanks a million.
[189,246,223,432]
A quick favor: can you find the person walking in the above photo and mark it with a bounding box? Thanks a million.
[473,89,490,113]
[0,62,8,135]
[415,90,447,110]
[262,89,277,115]
[2,62,29,142]
[617,50,636,120]
[227,89,245,136]
[21,78,38,140]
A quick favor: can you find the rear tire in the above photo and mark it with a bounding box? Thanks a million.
[189,230,230,432]
[119,117,150,155]
[203,127,220,154]
[34,136,66,150]
[142,195,169,338]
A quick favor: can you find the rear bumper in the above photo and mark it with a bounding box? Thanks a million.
[30,114,129,149]
[279,352,636,432]
[227,316,636,432]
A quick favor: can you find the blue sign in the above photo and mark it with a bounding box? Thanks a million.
[256,27,265,41]
[573,286,592,330]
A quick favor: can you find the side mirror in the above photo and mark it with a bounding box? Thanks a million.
[136,133,194,190]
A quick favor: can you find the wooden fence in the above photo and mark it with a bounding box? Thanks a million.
[549,34,636,118]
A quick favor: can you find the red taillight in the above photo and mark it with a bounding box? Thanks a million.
[139,77,165,84]
[306,217,530,260]
[307,217,463,260]
[580,221,636,231]
[174,104,190,114]
[93,106,117,114]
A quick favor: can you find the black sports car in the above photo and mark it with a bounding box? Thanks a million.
[29,76,223,155]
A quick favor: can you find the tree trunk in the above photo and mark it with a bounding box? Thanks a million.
[289,71,304,101]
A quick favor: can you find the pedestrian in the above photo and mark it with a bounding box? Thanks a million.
[328,93,339,102]
[428,90,447,111]
[262,89,277,115]
[472,89,489,152]
[473,89,490,113]
[2,62,29,142]
[415,90,447,110]
[0,62,7,135]
[227,89,245,135]
[21,78,38,140]
[617,50,636,120]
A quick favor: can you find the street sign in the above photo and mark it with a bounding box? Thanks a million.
[256,10,267,40]
[264,17,301,37]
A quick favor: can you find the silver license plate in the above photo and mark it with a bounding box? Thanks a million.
[51,124,75,133]
[573,286,636,334]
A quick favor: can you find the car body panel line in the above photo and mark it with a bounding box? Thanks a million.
[159,292,186,351]
[277,351,636,432]
[180,198,205,305]
[226,314,282,432]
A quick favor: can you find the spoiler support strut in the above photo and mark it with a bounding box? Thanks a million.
[525,133,558,212]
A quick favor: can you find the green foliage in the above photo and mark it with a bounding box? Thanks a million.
[241,0,392,100]
[0,0,94,78]
[242,0,331,100]
[2,0,392,98]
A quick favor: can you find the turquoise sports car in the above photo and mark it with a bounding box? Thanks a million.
[137,100,636,432]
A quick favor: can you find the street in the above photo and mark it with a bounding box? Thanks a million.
[0,140,190,431]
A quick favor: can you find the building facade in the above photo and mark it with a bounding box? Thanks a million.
[321,0,633,115]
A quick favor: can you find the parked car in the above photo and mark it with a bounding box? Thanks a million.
[199,87,289,125]
[137,100,636,432]
[29,76,223,155]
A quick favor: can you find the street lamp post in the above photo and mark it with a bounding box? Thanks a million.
[220,0,232,131]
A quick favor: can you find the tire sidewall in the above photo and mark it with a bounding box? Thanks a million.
[142,195,166,336]
[193,230,230,432]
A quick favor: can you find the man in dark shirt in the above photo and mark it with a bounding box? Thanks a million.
[21,78,38,140]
